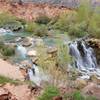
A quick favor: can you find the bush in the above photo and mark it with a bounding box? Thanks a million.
[25,22,38,33]
[25,22,48,36]
[4,21,23,31]
[68,22,88,37]
[35,15,51,24]
[52,12,76,31]
[34,25,48,37]
[38,86,60,100]
[57,42,71,68]
[0,12,17,27]
[0,43,15,57]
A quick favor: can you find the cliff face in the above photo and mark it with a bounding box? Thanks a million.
[14,0,100,8]
[0,2,72,21]
[0,0,99,21]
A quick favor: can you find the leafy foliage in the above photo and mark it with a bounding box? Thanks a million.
[0,12,17,27]
[0,43,15,57]
[35,15,51,24]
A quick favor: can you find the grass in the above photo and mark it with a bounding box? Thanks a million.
[38,85,60,100]
[63,91,97,100]
[36,42,69,86]
[0,75,21,85]
[0,43,15,57]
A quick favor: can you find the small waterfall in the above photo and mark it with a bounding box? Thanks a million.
[28,64,49,86]
[16,45,27,58]
[69,40,98,71]
[28,64,41,86]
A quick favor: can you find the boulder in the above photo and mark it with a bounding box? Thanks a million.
[47,46,57,54]
[15,37,22,42]
[0,87,17,100]
[21,37,32,47]
[27,50,37,57]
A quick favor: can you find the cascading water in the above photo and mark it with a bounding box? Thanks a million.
[69,40,98,72]
[16,44,27,58]
[16,44,48,86]
[28,64,49,86]
[28,64,41,86]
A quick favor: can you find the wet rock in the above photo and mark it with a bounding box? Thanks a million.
[86,38,100,64]
[27,50,37,57]
[21,37,32,47]
[4,21,23,32]
[47,46,57,54]
[15,37,22,42]
[82,83,100,99]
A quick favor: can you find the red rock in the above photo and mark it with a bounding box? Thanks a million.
[53,96,62,100]
[82,83,100,99]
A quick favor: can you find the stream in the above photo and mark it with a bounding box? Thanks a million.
[0,28,100,85]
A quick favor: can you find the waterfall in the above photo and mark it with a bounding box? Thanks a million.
[69,40,98,71]
[28,64,49,86]
[16,45,27,58]
[28,64,41,86]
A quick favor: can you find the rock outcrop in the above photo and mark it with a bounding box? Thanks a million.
[0,59,24,80]
[86,38,100,65]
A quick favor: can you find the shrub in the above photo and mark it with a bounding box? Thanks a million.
[68,22,88,37]
[53,12,76,31]
[38,85,60,100]
[25,22,48,36]
[34,25,48,37]
[57,42,71,68]
[35,15,51,24]
[36,45,68,86]
[0,43,15,57]
[88,10,100,38]
[0,12,17,27]
[4,21,22,31]
[25,22,38,33]
[76,0,100,38]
